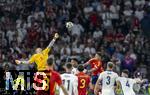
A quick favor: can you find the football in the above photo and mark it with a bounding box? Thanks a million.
[66,22,74,29]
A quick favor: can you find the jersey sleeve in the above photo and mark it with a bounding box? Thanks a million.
[42,48,51,55]
[29,55,35,64]
[55,73,62,86]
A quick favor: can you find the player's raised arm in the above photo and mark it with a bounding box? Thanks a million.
[47,33,59,48]
[83,61,89,67]
[15,60,29,64]
[84,58,94,67]
[15,33,59,65]
[42,33,59,55]
[15,54,35,64]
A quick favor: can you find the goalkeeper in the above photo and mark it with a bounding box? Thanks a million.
[15,33,59,71]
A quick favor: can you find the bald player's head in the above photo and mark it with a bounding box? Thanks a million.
[35,48,42,53]
[107,62,114,70]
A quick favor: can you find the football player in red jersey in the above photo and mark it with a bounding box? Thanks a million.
[48,58,68,95]
[76,65,90,95]
[36,58,68,95]
[84,53,104,93]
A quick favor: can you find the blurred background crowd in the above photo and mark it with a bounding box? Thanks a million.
[0,0,150,94]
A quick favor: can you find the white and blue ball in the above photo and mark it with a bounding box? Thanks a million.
[66,22,74,29]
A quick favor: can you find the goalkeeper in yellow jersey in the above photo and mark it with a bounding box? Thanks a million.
[15,33,59,71]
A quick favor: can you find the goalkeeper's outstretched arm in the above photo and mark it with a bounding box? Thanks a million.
[15,60,29,64]
[15,33,59,65]
[47,33,59,48]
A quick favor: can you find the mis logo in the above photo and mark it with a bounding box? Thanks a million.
[1,70,50,95]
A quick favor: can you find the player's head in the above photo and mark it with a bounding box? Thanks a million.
[77,64,84,72]
[95,53,101,60]
[47,58,54,68]
[65,63,72,72]
[71,58,78,67]
[35,48,42,53]
[121,69,129,78]
[107,62,114,70]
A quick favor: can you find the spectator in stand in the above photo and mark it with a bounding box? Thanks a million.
[71,18,84,37]
[115,28,125,42]
[122,52,135,75]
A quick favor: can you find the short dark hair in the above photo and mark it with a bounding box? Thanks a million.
[107,62,114,69]
[122,69,129,75]
[77,64,84,72]
[47,58,53,66]
[65,63,72,69]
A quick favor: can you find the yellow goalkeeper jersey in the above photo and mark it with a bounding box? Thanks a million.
[29,48,50,71]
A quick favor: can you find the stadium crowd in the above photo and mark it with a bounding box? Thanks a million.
[0,0,150,94]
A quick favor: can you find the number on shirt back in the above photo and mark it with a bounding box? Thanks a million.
[63,80,70,90]
[80,79,86,88]
[126,80,130,87]
[106,76,111,85]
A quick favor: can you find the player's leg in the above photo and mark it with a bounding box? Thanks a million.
[90,75,99,94]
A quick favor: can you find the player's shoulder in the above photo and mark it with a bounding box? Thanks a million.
[116,76,122,80]
[102,71,118,76]
[129,78,137,83]
[107,70,118,75]
[52,71,61,77]
[100,71,106,75]
[116,77,127,81]
[77,72,90,78]
[84,73,90,77]
[60,73,66,77]
[71,74,78,80]
[112,71,118,76]
[61,73,77,77]
[85,74,90,79]
[71,73,78,78]
[32,53,38,57]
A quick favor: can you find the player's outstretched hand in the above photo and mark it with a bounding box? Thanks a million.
[54,33,59,39]
[15,60,21,64]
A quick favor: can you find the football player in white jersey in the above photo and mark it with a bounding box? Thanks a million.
[94,62,118,95]
[59,63,78,95]
[116,69,143,95]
